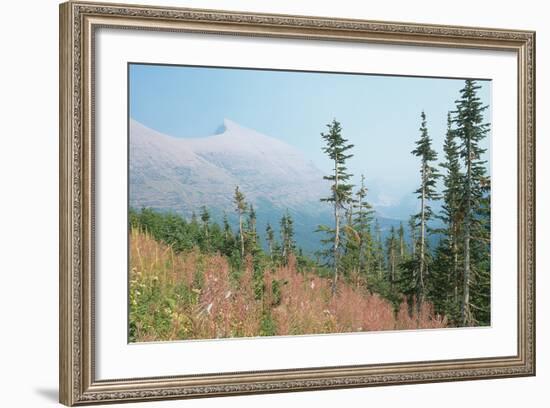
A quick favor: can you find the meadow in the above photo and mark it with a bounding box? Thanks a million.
[129,227,447,342]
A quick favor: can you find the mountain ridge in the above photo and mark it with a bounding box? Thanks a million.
[129,118,330,214]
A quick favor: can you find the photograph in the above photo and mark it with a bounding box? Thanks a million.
[128,64,492,343]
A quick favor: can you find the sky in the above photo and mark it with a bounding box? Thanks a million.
[129,63,491,218]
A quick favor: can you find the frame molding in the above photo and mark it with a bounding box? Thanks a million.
[59,1,535,405]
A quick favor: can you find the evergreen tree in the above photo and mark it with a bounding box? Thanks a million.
[341,223,358,280]
[432,112,464,318]
[246,204,259,252]
[200,206,211,250]
[469,190,491,325]
[400,216,419,315]
[317,119,355,294]
[200,206,210,235]
[353,174,375,276]
[386,226,398,291]
[188,211,200,249]
[452,79,491,326]
[221,211,235,258]
[341,197,359,280]
[280,211,296,265]
[246,205,263,301]
[222,212,232,240]
[265,222,275,262]
[373,219,385,279]
[398,222,407,262]
[233,186,247,258]
[411,111,440,312]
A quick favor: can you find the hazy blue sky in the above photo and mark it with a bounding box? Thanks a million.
[129,63,491,218]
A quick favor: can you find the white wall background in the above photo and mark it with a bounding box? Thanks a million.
[0,0,545,407]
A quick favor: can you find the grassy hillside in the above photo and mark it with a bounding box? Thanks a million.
[129,228,447,342]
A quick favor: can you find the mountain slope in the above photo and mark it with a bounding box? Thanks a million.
[130,118,329,214]
[129,119,405,253]
[130,120,235,212]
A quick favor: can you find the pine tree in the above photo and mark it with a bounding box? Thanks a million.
[353,174,375,276]
[265,222,275,262]
[200,206,210,233]
[341,195,359,280]
[221,211,235,258]
[188,211,200,248]
[386,226,398,292]
[452,79,491,326]
[436,112,464,315]
[233,186,247,258]
[411,111,440,312]
[222,212,232,240]
[469,189,491,325]
[245,204,263,301]
[200,206,211,250]
[400,216,419,315]
[398,222,407,262]
[373,219,384,279]
[280,211,296,266]
[246,204,259,252]
[317,119,355,294]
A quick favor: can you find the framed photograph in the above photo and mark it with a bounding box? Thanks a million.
[59,1,535,405]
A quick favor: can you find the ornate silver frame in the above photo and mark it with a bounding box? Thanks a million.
[59,1,536,405]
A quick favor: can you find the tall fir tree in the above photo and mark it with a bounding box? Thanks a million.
[411,111,440,312]
[398,222,407,262]
[246,204,263,301]
[400,216,419,314]
[373,218,385,280]
[199,206,211,252]
[188,211,200,249]
[341,187,361,280]
[280,211,296,266]
[221,211,235,257]
[317,119,355,294]
[452,79,491,326]
[431,112,464,320]
[353,174,375,276]
[222,211,232,240]
[233,186,247,259]
[386,226,398,292]
[246,204,259,252]
[265,222,275,262]
[469,187,491,325]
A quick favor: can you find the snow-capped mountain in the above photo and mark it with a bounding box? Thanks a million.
[129,118,329,215]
